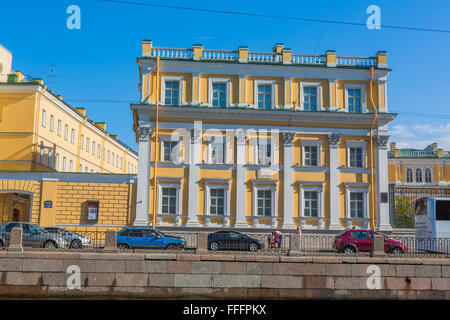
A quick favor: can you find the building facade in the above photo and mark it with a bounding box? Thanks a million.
[132,41,396,231]
[388,142,450,186]
[0,45,138,174]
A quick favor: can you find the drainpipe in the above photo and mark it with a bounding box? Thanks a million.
[33,86,46,170]
[369,67,378,229]
[152,57,160,229]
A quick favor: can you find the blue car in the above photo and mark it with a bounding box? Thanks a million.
[116,227,185,250]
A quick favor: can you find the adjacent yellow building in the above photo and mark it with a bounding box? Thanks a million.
[0,44,138,174]
[131,41,396,231]
[388,142,450,186]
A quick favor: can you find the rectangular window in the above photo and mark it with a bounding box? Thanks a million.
[349,148,363,168]
[304,191,318,217]
[348,89,361,112]
[49,115,54,132]
[257,190,272,216]
[79,164,82,172]
[69,160,73,172]
[257,141,271,165]
[64,125,68,140]
[41,110,47,127]
[257,84,272,109]
[86,138,90,152]
[97,144,101,158]
[161,187,177,214]
[57,120,62,136]
[62,157,67,171]
[71,129,75,144]
[212,83,227,107]
[120,157,123,169]
[303,87,317,111]
[116,155,119,167]
[55,153,60,171]
[304,146,318,166]
[112,153,115,165]
[47,149,53,168]
[164,81,180,105]
[92,141,95,155]
[80,135,84,149]
[350,192,364,218]
[209,188,225,215]
[210,141,225,164]
[163,141,178,162]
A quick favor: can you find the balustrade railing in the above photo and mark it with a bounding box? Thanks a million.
[248,52,278,63]
[291,54,326,65]
[150,47,193,59]
[336,56,376,67]
[202,50,238,61]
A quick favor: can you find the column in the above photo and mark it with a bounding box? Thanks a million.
[238,75,247,107]
[374,134,393,231]
[134,125,152,226]
[186,126,201,227]
[328,133,342,230]
[234,129,248,228]
[284,77,292,110]
[282,132,295,229]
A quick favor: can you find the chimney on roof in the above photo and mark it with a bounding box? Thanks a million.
[95,122,106,131]
[75,108,86,116]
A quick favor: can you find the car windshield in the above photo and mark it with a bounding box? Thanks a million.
[154,230,166,237]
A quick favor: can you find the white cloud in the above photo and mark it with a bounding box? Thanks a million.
[389,121,450,150]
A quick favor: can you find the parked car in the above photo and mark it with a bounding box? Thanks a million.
[44,227,91,249]
[208,231,264,252]
[116,227,185,250]
[0,222,69,249]
[333,229,408,254]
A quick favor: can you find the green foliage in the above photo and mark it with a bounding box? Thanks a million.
[394,195,415,228]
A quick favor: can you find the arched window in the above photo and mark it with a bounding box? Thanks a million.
[406,168,413,183]
[425,168,432,183]
[415,168,422,183]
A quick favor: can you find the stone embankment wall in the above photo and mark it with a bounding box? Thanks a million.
[0,251,449,299]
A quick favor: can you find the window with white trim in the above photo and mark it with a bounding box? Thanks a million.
[41,110,47,127]
[57,120,62,136]
[349,192,364,218]
[349,147,363,168]
[211,82,227,107]
[97,144,101,158]
[47,149,53,168]
[164,81,180,105]
[71,129,75,144]
[69,160,73,172]
[425,168,432,183]
[303,87,317,111]
[92,141,96,155]
[55,153,60,171]
[64,125,68,140]
[49,115,54,132]
[112,152,115,165]
[257,189,273,216]
[302,140,321,167]
[162,140,179,162]
[107,150,110,163]
[345,84,366,113]
[406,168,413,183]
[209,138,225,164]
[416,168,422,183]
[161,187,177,214]
[257,84,272,109]
[80,135,84,149]
[209,188,225,215]
[256,138,271,165]
[86,138,90,153]
[304,191,319,217]
[62,157,67,171]
[39,142,45,164]
[116,155,119,168]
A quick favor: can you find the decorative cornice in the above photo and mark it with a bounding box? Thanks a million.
[235,129,247,145]
[137,126,152,141]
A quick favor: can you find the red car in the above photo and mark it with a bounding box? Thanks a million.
[333,229,408,254]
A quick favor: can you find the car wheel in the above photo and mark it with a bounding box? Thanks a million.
[44,240,57,249]
[391,246,405,254]
[70,239,82,249]
[343,245,356,254]
[248,242,258,252]
[209,241,219,251]
[118,243,129,250]
[166,243,177,250]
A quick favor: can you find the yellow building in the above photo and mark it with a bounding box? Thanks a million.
[131,41,396,231]
[388,142,450,186]
[0,45,138,175]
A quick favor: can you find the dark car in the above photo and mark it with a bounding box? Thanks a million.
[208,231,264,252]
[0,222,69,249]
[44,227,91,248]
[116,227,185,250]
[333,229,408,254]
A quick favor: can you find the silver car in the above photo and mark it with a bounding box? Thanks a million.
[44,227,91,248]
[0,222,69,249]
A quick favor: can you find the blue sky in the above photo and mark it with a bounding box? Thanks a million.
[1,0,450,151]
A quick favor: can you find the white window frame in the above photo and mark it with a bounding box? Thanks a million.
[39,142,45,164]
[299,82,322,111]
[254,135,274,165]
[406,168,413,183]
[301,140,321,167]
[345,187,369,220]
[160,135,181,163]
[207,135,226,164]
[346,141,367,168]
[41,110,47,127]
[299,184,324,219]
[86,138,90,153]
[252,184,277,218]
[97,144,101,158]
[57,120,62,136]
[69,160,73,172]
[49,115,54,132]
[92,141,96,155]
[55,153,60,171]
[204,183,229,216]
[80,135,84,150]
[47,149,53,168]
[344,83,366,113]
[64,124,68,140]
[425,168,433,183]
[71,129,75,144]
[157,182,182,215]
[161,76,183,106]
[415,168,423,183]
[208,78,231,108]
[62,157,67,171]
[254,80,276,109]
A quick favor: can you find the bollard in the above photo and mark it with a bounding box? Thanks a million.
[8,227,23,252]
[103,230,119,253]
[370,234,386,257]
[287,234,302,256]
[196,232,209,255]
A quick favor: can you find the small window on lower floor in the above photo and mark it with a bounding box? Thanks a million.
[350,192,364,218]
[303,191,318,217]
[257,190,272,216]
[209,188,225,215]
[161,187,177,214]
